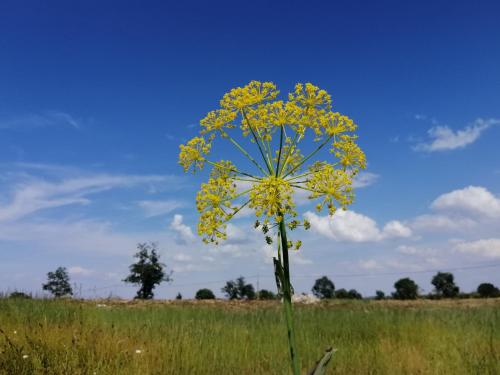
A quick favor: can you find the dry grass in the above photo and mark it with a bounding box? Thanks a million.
[0,298,498,374]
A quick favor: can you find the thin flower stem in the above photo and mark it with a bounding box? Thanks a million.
[278,130,301,176]
[290,184,315,192]
[220,188,252,203]
[275,125,284,177]
[284,134,334,178]
[241,109,274,174]
[205,160,258,179]
[278,220,300,375]
[226,199,250,220]
[225,136,268,176]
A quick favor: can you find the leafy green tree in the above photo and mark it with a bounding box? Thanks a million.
[348,289,362,299]
[123,242,172,299]
[335,288,362,299]
[195,288,216,300]
[392,277,419,300]
[175,292,182,300]
[42,267,73,298]
[431,272,459,298]
[311,276,335,299]
[258,289,277,300]
[477,283,500,298]
[375,290,385,300]
[221,276,255,300]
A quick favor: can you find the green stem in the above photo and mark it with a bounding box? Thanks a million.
[241,109,273,174]
[205,160,258,179]
[275,125,284,177]
[278,130,300,176]
[278,220,300,375]
[226,136,268,176]
[284,134,334,178]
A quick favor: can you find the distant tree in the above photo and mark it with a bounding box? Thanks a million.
[42,267,73,298]
[9,291,32,299]
[335,288,362,299]
[392,277,419,300]
[375,290,385,300]
[311,276,335,299]
[195,288,216,300]
[477,283,500,298]
[348,289,362,299]
[431,272,459,298]
[221,276,255,300]
[335,288,349,299]
[258,289,277,300]
[175,292,183,300]
[123,242,172,300]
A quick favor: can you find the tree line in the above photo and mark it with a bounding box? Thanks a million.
[6,242,500,300]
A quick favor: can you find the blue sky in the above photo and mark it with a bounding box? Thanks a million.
[1,0,499,298]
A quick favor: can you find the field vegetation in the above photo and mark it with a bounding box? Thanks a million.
[0,298,498,374]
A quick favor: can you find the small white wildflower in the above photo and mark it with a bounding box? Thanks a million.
[135,349,142,354]
[13,331,17,335]
[22,354,29,359]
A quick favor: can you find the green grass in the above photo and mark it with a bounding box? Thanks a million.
[0,298,498,374]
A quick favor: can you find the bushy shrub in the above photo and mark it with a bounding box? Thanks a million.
[311,276,335,299]
[195,288,216,300]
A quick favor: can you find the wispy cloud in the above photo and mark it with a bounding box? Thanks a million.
[413,118,499,152]
[0,171,180,222]
[137,200,186,217]
[0,111,82,130]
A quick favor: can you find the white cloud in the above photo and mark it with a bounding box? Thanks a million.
[431,186,500,218]
[169,214,195,243]
[411,214,476,232]
[304,210,412,242]
[454,238,500,259]
[0,111,82,130]
[353,172,379,188]
[0,174,173,222]
[414,118,499,152]
[173,253,193,262]
[359,259,381,270]
[382,220,412,238]
[137,200,185,217]
[68,266,94,276]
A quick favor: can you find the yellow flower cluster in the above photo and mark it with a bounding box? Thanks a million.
[220,81,279,110]
[306,163,354,215]
[248,176,295,222]
[178,136,212,172]
[196,161,237,244]
[178,80,366,245]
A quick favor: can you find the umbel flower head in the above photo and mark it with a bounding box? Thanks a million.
[179,81,366,245]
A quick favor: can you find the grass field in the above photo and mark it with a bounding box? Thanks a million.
[0,298,498,374]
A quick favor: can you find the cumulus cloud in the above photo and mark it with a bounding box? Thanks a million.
[454,238,500,259]
[411,214,476,232]
[431,186,500,218]
[304,210,412,242]
[169,214,195,243]
[414,118,499,152]
[138,200,185,217]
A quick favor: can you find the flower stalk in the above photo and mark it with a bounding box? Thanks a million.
[178,81,366,373]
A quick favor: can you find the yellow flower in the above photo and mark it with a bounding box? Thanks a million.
[220,81,279,111]
[248,176,295,222]
[178,136,212,172]
[178,80,366,246]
